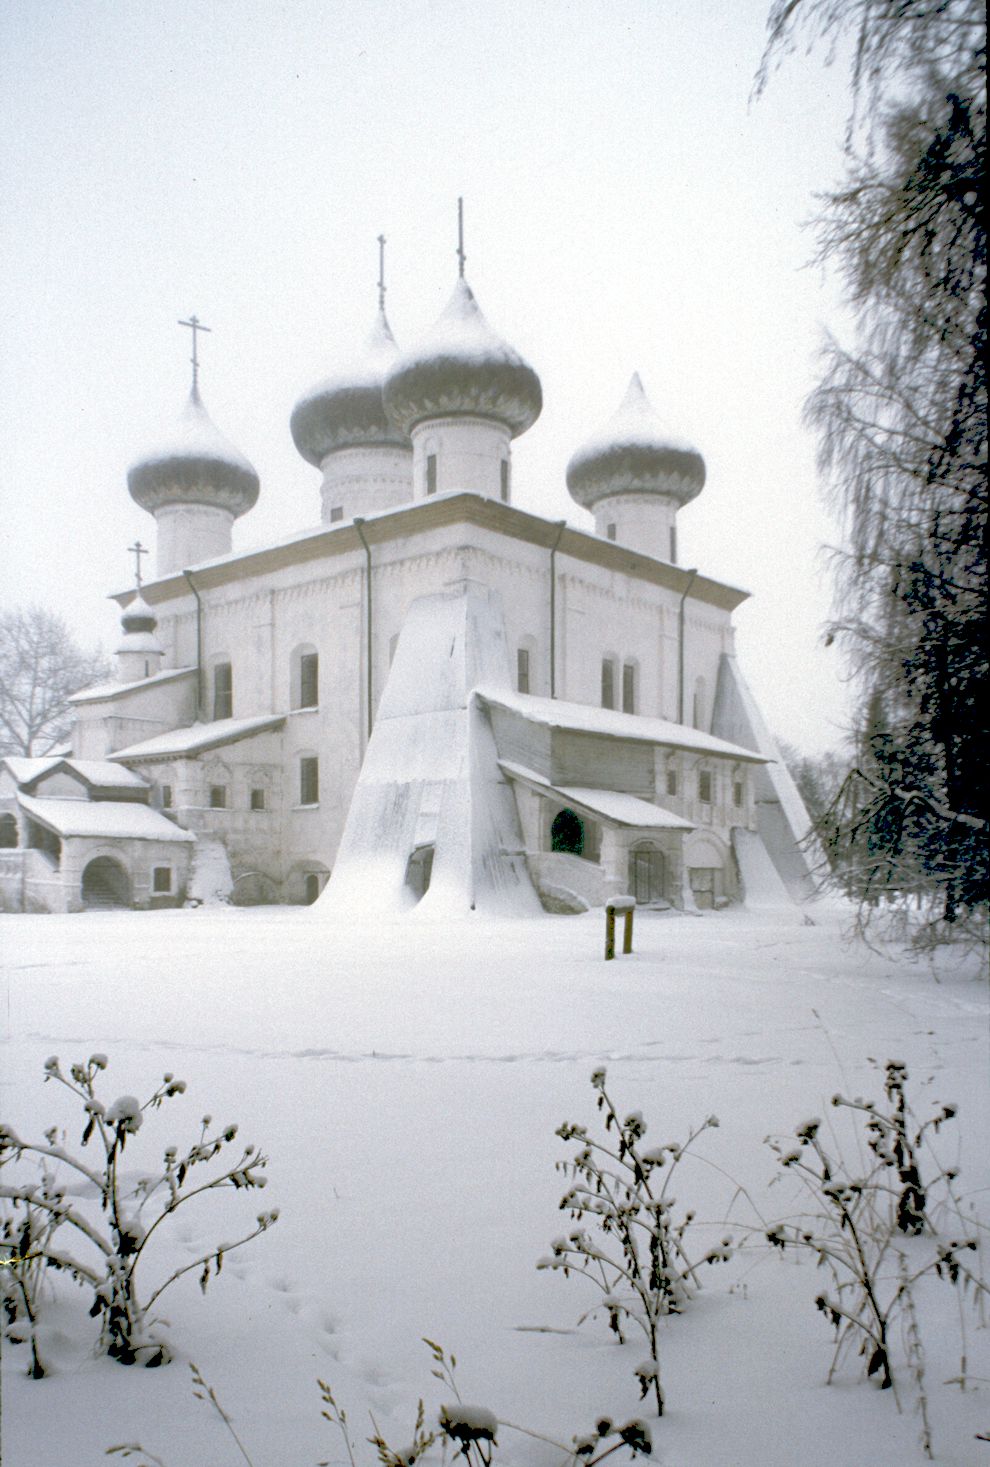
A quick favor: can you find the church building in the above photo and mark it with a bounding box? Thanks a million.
[0,227,818,917]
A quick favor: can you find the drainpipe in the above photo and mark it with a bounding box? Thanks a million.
[549,520,566,699]
[182,570,204,721]
[677,567,698,725]
[353,518,373,743]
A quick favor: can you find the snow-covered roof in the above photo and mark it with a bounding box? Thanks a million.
[2,756,61,786]
[17,793,194,842]
[110,714,285,761]
[69,666,196,704]
[290,308,410,463]
[384,276,542,438]
[478,688,768,763]
[566,373,705,510]
[499,761,695,830]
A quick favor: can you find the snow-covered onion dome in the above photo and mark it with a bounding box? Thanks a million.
[115,592,165,683]
[127,387,260,577]
[566,373,705,563]
[289,307,413,523]
[383,277,541,503]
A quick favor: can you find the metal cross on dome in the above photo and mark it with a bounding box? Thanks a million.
[178,313,212,393]
[128,540,148,588]
[456,197,466,278]
[377,234,387,312]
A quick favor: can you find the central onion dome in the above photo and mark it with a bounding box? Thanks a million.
[384,277,542,438]
[127,387,260,518]
[290,308,410,465]
[566,373,705,510]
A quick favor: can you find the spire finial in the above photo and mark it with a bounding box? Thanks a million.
[128,540,148,588]
[456,197,466,278]
[178,314,212,394]
[377,234,387,312]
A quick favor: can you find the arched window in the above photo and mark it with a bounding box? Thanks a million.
[551,808,584,856]
[298,753,319,807]
[212,658,233,720]
[601,657,617,710]
[0,813,18,848]
[693,676,707,731]
[622,660,638,714]
[290,644,319,710]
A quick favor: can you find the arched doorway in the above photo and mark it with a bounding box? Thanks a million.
[81,856,131,909]
[629,843,665,905]
[405,844,435,902]
[551,808,584,856]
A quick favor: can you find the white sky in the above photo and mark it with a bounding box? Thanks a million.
[0,0,858,755]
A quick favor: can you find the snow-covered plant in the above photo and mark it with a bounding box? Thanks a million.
[538,1068,733,1416]
[765,1061,987,1456]
[108,1361,255,1466]
[0,1053,277,1370]
[0,1163,63,1378]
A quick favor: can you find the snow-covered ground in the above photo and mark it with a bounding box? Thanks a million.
[1,902,987,1467]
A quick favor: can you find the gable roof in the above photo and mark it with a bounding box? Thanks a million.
[3,757,148,794]
[68,667,197,705]
[499,761,695,831]
[110,714,285,762]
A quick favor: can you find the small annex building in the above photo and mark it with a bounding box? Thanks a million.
[2,234,819,917]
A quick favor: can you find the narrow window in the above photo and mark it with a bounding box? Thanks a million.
[500,460,509,502]
[517,647,530,694]
[698,770,713,804]
[304,872,322,905]
[426,453,438,495]
[666,768,678,797]
[299,756,319,806]
[213,662,233,720]
[152,866,172,894]
[606,523,617,542]
[669,525,677,563]
[209,784,228,809]
[733,779,744,808]
[0,814,18,848]
[161,784,173,809]
[622,662,636,714]
[330,505,344,523]
[299,652,319,709]
[601,658,615,710]
[250,788,266,811]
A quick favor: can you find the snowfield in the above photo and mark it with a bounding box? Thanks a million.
[0,902,987,1467]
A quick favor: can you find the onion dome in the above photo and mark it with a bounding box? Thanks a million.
[127,387,260,518]
[566,374,705,510]
[290,308,410,465]
[116,592,162,656]
[384,277,542,438]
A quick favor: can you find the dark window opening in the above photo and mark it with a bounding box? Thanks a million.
[500,460,509,502]
[299,756,319,806]
[733,780,744,808]
[152,866,172,893]
[81,856,129,908]
[666,768,678,797]
[517,647,530,694]
[161,783,173,809]
[601,659,615,710]
[213,662,233,721]
[330,506,344,523]
[299,651,319,709]
[250,787,266,811]
[606,523,617,541]
[405,844,435,901]
[670,525,677,563]
[426,454,437,495]
[209,785,228,809]
[698,770,713,803]
[27,820,60,864]
[622,662,636,714]
[304,872,322,905]
[0,813,18,848]
[550,808,584,857]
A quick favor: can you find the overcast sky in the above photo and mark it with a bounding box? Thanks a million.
[0,0,858,755]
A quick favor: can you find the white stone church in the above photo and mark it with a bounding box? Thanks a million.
[0,247,818,917]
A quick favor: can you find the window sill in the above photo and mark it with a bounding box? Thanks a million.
[290,705,320,715]
[293,803,319,811]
